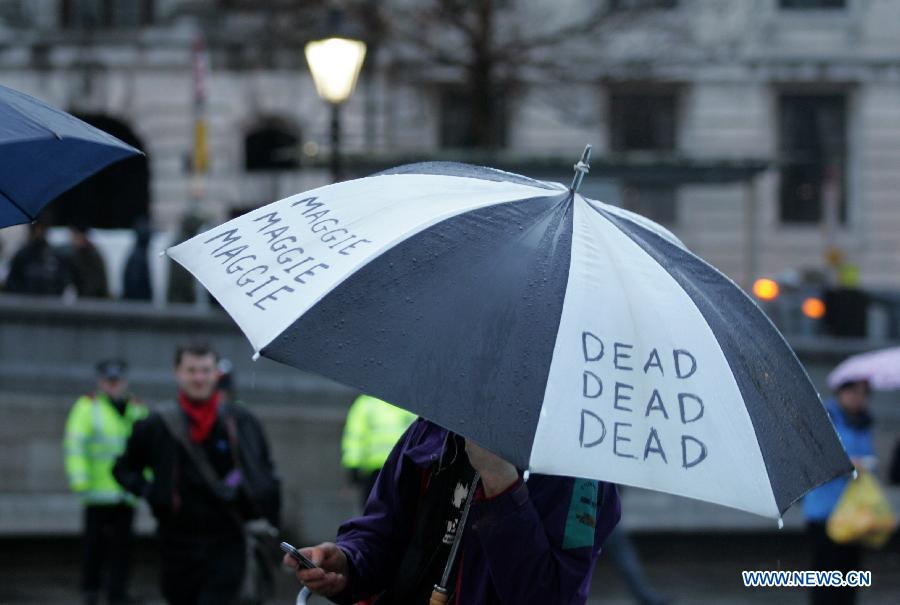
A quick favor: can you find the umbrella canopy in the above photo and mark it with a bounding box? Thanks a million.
[0,85,142,227]
[827,347,900,391]
[167,161,851,520]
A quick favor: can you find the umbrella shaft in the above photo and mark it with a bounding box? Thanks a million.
[439,472,480,589]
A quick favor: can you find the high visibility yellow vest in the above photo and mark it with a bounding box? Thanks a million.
[63,392,147,505]
[341,395,416,474]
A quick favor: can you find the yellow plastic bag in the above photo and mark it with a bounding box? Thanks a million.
[826,471,897,548]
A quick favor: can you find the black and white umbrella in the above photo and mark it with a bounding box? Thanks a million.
[168,150,851,520]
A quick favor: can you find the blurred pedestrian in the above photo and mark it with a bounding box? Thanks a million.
[602,492,671,605]
[803,379,874,605]
[890,439,900,486]
[167,213,204,304]
[114,342,281,605]
[122,218,153,301]
[3,219,70,295]
[286,419,620,604]
[63,359,147,605]
[66,225,110,298]
[341,394,416,508]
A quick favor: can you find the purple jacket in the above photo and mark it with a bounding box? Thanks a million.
[333,419,620,605]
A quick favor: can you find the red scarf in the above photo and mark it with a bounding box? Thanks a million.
[177,390,221,443]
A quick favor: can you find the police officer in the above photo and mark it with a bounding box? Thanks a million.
[341,395,416,508]
[63,359,147,605]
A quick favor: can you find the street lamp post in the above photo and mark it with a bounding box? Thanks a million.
[305,35,367,182]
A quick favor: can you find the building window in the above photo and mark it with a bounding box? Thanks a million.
[779,0,846,9]
[609,92,677,152]
[610,90,679,224]
[622,185,677,225]
[244,118,301,171]
[439,87,508,149]
[61,0,154,29]
[609,0,678,9]
[778,94,846,224]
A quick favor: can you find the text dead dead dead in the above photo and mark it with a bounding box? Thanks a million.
[578,331,708,469]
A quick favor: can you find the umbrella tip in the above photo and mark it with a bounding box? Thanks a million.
[777,517,784,530]
[569,144,592,194]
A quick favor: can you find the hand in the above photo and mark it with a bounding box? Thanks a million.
[465,439,518,498]
[283,542,349,597]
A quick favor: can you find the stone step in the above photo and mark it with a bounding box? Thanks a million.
[0,493,156,536]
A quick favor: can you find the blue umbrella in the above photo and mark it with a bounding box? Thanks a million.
[0,85,142,227]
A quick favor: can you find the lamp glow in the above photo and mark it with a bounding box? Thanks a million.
[304,37,367,104]
[753,278,780,301]
[802,297,826,320]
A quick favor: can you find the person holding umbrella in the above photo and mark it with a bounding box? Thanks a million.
[826,345,900,488]
[170,155,851,600]
[285,418,620,604]
[802,379,875,605]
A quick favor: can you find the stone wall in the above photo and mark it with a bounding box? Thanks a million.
[2,1,900,288]
[1,295,899,542]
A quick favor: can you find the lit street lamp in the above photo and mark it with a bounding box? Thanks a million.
[305,33,366,182]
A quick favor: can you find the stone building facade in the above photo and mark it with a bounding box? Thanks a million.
[0,0,898,290]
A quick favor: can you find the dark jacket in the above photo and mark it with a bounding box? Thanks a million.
[113,402,281,539]
[333,419,620,605]
[889,439,900,486]
[4,238,69,295]
[122,244,152,301]
[67,243,109,298]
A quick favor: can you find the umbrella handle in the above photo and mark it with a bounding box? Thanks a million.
[429,586,450,605]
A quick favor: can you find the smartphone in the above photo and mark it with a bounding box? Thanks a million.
[280,541,317,570]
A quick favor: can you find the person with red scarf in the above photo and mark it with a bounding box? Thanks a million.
[114,343,281,605]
